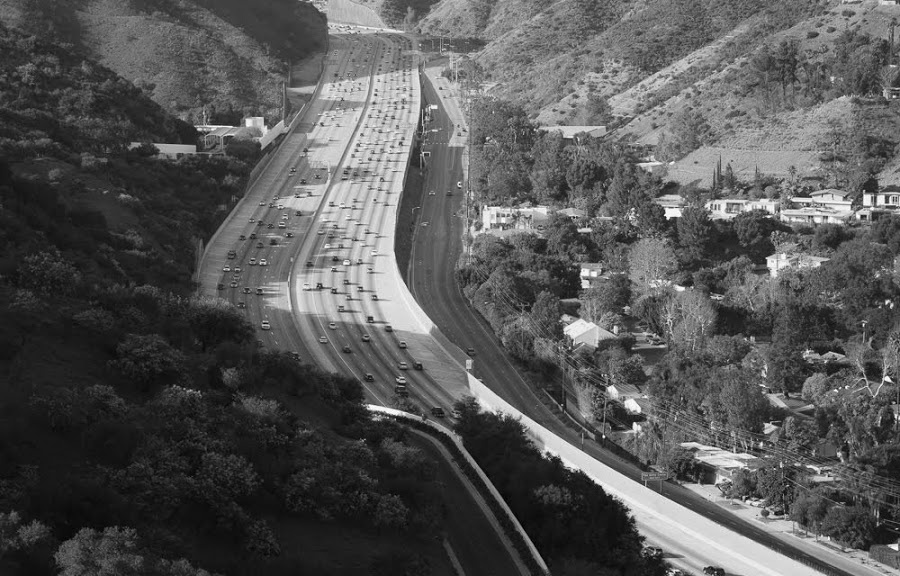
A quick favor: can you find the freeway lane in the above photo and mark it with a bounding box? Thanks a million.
[413,61,866,576]
[199,27,523,576]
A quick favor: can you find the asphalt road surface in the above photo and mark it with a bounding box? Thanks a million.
[412,61,864,576]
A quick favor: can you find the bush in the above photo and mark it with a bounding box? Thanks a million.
[807,31,819,39]
[760,508,770,518]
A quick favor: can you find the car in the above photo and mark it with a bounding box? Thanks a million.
[371,249,378,256]
[398,361,408,370]
[466,347,475,356]
[216,283,225,290]
[237,301,246,309]
[702,568,724,576]
[398,341,407,349]
[229,281,238,288]
[666,570,685,576]
[413,361,423,370]
[371,294,378,301]
[234,267,242,273]
[257,242,264,248]
[285,232,294,238]
[295,210,302,216]
[446,190,452,196]
[362,334,371,342]
[343,259,351,266]
[364,373,374,382]
[227,250,237,259]
[242,287,251,294]
[239,234,246,240]
[457,181,462,189]
[342,345,351,353]
[319,336,328,344]
[329,322,337,330]
[300,179,307,185]
[332,256,339,262]
[267,223,274,229]
[249,258,257,265]
[317,229,325,235]
[385,325,393,332]
[306,260,314,267]
[261,320,271,330]
[338,305,345,312]
[430,407,446,418]
[324,243,331,249]
[249,233,257,239]
[278,222,286,229]
[302,282,311,291]
[259,259,268,266]
[343,279,350,285]
[395,376,407,385]
[259,201,265,206]
[222,266,232,272]
[256,288,263,295]
[249,218,256,223]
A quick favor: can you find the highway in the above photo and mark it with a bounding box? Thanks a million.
[412,59,870,576]
[197,25,521,576]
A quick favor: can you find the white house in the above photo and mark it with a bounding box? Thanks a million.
[624,397,651,415]
[129,142,198,159]
[607,383,643,401]
[780,206,855,225]
[563,318,616,349]
[538,125,607,143]
[481,205,551,231]
[863,189,900,208]
[579,263,604,289]
[705,198,780,220]
[558,207,586,221]
[765,252,830,278]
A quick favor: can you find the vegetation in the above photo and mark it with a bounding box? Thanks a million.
[454,399,666,576]
[1,0,327,124]
[0,24,456,576]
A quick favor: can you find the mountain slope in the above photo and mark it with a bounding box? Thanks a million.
[0,0,327,124]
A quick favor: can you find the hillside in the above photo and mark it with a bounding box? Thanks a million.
[0,23,460,576]
[0,0,327,124]
[420,0,900,190]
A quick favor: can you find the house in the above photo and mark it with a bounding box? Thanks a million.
[481,205,551,232]
[863,188,900,208]
[563,318,617,349]
[802,349,850,366]
[607,383,643,401]
[579,263,604,289]
[624,397,651,415]
[558,207,586,221]
[538,125,607,143]
[765,252,830,277]
[128,142,198,159]
[705,198,780,220]
[780,206,855,224]
[655,194,687,219]
[679,442,763,484]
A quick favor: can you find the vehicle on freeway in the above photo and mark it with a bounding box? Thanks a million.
[249,218,256,223]
[229,281,238,288]
[306,260,313,267]
[223,266,232,272]
[237,301,245,309]
[362,334,371,342]
[285,232,294,238]
[398,341,407,349]
[303,283,311,291]
[466,347,475,356]
[702,568,724,576]
[457,181,462,188]
[319,336,328,344]
[342,345,351,353]
[267,223,274,229]
[257,242,264,248]
[395,376,407,385]
[371,294,378,301]
[239,234,246,240]
[242,287,251,294]
[385,325,393,332]
[249,258,257,265]
[398,362,408,370]
[278,222,286,229]
[261,320,271,330]
[256,288,263,295]
[430,407,445,418]
[249,233,257,239]
[329,322,337,330]
[227,250,237,259]
[259,201,265,206]
[338,305,345,312]
[259,259,268,266]
[217,283,225,290]
[666,569,684,576]
[364,373,374,382]
[343,279,350,285]
[413,361,423,370]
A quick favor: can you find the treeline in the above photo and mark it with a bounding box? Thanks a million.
[454,399,666,576]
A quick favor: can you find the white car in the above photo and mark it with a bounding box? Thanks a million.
[319,336,328,344]
[395,376,407,385]
[259,259,268,266]
[371,249,378,256]
[343,259,351,266]
[399,341,407,349]
[261,320,271,330]
[324,243,331,249]
[329,322,337,330]
[222,266,231,272]
[303,283,311,291]
[249,258,257,265]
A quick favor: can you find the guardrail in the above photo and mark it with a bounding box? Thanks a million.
[367,404,549,576]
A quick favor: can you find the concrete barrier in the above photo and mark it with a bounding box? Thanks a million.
[368,404,550,575]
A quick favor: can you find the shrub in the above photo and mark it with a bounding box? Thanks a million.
[827,26,836,33]
[807,31,819,39]
[841,10,855,17]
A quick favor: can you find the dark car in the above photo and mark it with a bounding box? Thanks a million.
[249,233,257,239]
[342,345,351,353]
[239,234,246,240]
[364,373,374,382]
[217,283,225,290]
[306,260,313,267]
[702,568,724,576]
[430,407,445,418]
[267,223,274,229]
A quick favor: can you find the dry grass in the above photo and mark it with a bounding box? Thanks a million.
[665,146,822,188]
[326,0,387,27]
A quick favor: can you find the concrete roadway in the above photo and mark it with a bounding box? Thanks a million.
[413,61,867,576]
[197,26,522,576]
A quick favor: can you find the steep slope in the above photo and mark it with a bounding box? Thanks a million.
[0,0,327,124]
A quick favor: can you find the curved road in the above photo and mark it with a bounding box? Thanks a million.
[409,58,869,576]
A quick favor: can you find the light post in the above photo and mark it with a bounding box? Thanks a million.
[862,319,868,342]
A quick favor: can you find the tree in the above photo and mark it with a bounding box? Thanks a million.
[715,367,769,434]
[732,210,787,262]
[373,494,409,529]
[188,297,255,352]
[580,275,631,321]
[0,511,51,558]
[629,238,677,295]
[790,491,831,536]
[55,527,144,576]
[821,505,877,549]
[677,206,713,267]
[585,93,612,125]
[663,290,717,352]
[656,108,713,162]
[801,373,831,403]
[110,334,185,389]
[530,291,563,340]
[17,250,82,296]
[529,131,569,202]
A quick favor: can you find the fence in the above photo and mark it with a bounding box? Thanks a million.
[367,405,549,576]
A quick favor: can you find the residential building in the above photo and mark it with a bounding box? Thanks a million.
[481,205,551,232]
[537,125,607,143]
[128,142,198,159]
[558,207,586,221]
[862,188,900,208]
[607,383,643,401]
[705,198,780,220]
[780,206,855,224]
[624,397,651,415]
[579,263,604,289]
[765,252,830,278]
[679,442,763,484]
[563,318,616,349]
[655,194,686,219]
